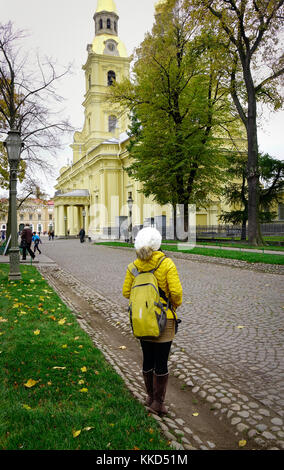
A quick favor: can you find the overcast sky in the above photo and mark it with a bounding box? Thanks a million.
[1,0,283,197]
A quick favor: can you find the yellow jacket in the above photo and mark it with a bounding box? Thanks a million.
[122,251,183,319]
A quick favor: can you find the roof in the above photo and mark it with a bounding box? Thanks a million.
[58,190,90,198]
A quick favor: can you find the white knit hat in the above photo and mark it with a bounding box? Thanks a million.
[134,227,162,251]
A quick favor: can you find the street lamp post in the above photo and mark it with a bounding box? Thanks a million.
[64,215,67,237]
[82,209,86,232]
[127,193,133,244]
[4,129,23,281]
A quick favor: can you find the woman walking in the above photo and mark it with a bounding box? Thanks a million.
[122,227,183,415]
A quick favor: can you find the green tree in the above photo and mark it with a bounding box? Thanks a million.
[192,0,284,245]
[0,21,73,240]
[220,152,284,240]
[110,0,243,238]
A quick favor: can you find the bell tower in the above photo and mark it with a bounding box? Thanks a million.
[72,0,131,163]
[94,0,119,39]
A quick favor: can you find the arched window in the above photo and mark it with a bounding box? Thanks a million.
[99,19,103,29]
[108,115,117,133]
[107,18,111,29]
[107,70,116,86]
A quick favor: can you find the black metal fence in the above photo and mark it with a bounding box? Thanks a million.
[196,223,284,238]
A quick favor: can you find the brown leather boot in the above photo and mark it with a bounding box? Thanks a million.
[143,369,154,406]
[148,372,169,415]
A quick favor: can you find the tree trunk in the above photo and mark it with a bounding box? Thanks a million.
[244,66,261,245]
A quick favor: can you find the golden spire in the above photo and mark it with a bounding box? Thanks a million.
[96,0,117,13]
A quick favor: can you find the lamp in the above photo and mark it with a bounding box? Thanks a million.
[3,129,24,281]
[82,209,86,231]
[64,215,67,237]
[127,193,133,244]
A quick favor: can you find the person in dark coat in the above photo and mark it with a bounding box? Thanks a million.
[21,224,35,260]
[79,228,85,243]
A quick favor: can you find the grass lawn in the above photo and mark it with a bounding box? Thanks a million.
[189,241,284,252]
[0,264,171,451]
[94,242,284,265]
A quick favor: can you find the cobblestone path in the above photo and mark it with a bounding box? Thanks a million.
[40,239,284,445]
[41,239,284,414]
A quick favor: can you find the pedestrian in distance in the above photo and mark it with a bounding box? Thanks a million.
[122,227,183,416]
[79,228,85,243]
[32,232,42,254]
[20,224,35,260]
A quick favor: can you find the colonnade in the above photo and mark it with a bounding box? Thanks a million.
[54,204,89,237]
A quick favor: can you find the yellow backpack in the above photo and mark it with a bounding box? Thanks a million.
[127,256,169,339]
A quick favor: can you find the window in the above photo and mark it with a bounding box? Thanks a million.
[107,18,111,29]
[99,19,103,29]
[29,214,33,221]
[38,214,41,220]
[108,115,117,133]
[114,21,117,32]
[107,70,116,86]
[20,214,24,221]
[49,214,52,220]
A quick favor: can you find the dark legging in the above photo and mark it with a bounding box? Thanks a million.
[140,340,172,375]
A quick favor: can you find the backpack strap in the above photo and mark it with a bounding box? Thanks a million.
[127,262,139,277]
[152,255,167,273]
[128,255,167,277]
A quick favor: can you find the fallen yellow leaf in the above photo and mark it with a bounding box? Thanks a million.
[33,329,40,335]
[72,430,81,438]
[119,346,127,350]
[22,404,31,410]
[78,380,84,385]
[237,325,245,329]
[239,439,247,447]
[58,318,66,325]
[81,366,87,372]
[24,379,38,388]
[79,388,88,393]
[192,412,199,417]
[52,366,66,370]
[83,426,93,432]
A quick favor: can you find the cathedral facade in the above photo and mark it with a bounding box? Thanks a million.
[54,0,221,239]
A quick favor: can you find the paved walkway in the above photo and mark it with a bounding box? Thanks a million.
[1,238,284,449]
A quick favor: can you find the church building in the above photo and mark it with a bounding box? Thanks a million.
[54,0,222,239]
